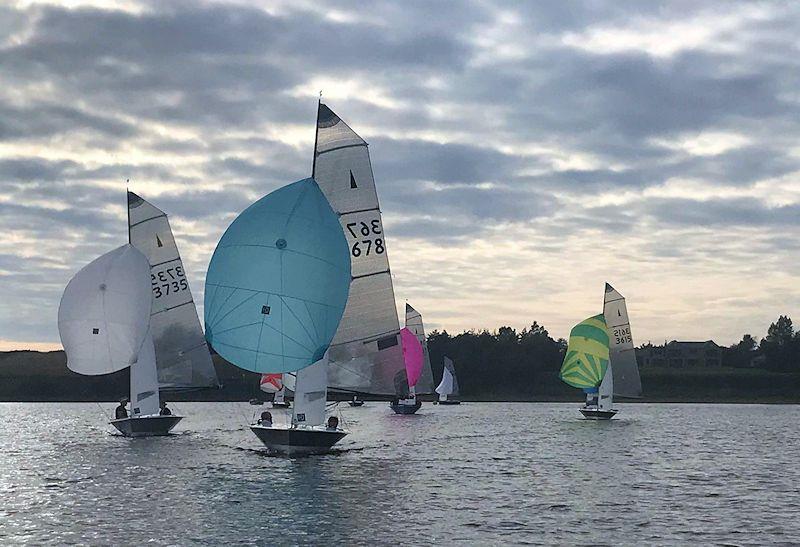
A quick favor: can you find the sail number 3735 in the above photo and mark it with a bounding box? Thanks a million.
[151,265,188,298]
[346,220,384,257]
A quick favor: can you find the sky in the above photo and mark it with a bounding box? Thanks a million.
[0,0,798,351]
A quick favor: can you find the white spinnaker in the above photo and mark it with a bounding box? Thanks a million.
[292,353,328,427]
[128,191,218,391]
[405,304,435,394]
[313,103,407,396]
[436,366,454,401]
[130,331,160,416]
[603,283,642,398]
[597,363,614,410]
[58,244,152,376]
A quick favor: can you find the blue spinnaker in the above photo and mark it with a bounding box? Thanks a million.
[204,178,351,373]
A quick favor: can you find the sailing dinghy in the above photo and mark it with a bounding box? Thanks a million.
[58,244,182,436]
[204,177,351,455]
[559,283,642,419]
[312,103,415,413]
[435,356,461,405]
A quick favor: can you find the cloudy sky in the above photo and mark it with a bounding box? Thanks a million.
[1,0,798,351]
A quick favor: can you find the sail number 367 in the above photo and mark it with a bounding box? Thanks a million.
[151,265,188,299]
[346,220,384,257]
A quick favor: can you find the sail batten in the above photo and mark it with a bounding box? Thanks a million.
[313,103,407,396]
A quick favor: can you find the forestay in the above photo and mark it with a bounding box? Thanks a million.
[559,314,610,389]
[128,191,218,391]
[204,178,351,373]
[313,103,407,396]
[603,283,642,398]
[58,244,152,376]
[405,304,435,393]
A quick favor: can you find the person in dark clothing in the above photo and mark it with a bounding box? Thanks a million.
[115,398,128,419]
[159,401,172,416]
[326,416,339,430]
[258,411,273,426]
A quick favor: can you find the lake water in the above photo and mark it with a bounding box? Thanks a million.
[0,402,797,545]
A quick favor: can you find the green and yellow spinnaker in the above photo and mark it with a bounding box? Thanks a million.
[559,314,610,389]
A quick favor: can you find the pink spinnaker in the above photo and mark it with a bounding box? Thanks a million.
[400,327,424,388]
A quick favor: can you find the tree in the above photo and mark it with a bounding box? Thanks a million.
[761,316,798,371]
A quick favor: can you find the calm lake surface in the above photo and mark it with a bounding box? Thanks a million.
[0,402,797,545]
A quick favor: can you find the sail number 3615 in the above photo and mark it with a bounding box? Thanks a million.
[346,220,384,257]
[613,326,632,345]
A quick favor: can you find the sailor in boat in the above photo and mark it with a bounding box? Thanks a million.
[159,402,172,416]
[258,411,273,426]
[115,398,128,419]
[326,416,339,430]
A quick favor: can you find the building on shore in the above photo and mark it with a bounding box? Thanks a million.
[639,340,722,368]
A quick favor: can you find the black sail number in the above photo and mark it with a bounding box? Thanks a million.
[347,219,385,258]
[151,265,188,299]
[612,326,632,345]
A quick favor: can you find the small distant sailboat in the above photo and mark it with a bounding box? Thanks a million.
[390,328,424,414]
[435,357,461,405]
[559,283,642,420]
[260,372,295,408]
[311,103,413,412]
[204,177,351,455]
[58,245,182,436]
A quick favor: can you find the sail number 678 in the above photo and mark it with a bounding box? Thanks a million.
[346,220,384,257]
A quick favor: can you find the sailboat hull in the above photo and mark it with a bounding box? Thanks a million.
[271,401,291,408]
[250,425,347,455]
[110,415,183,437]
[390,400,422,414]
[579,408,618,420]
[348,400,364,407]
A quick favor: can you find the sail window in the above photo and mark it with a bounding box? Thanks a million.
[92,328,99,334]
[376,335,398,350]
[261,305,271,315]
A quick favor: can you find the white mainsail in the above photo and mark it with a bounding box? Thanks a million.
[292,353,329,427]
[127,191,218,391]
[603,283,642,398]
[58,244,152,375]
[130,331,160,416]
[405,304,435,394]
[436,356,459,401]
[312,103,407,397]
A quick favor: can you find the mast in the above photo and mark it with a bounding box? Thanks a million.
[126,180,131,244]
[311,97,321,179]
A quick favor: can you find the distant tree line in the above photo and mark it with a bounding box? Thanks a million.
[723,315,800,372]
[425,315,800,400]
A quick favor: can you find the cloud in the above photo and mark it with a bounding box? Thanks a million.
[0,0,798,349]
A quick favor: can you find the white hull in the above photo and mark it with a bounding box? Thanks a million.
[250,424,347,455]
[110,415,183,437]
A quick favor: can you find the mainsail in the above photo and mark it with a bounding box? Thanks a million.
[204,178,351,373]
[559,314,610,389]
[405,304,435,394]
[436,356,459,400]
[58,244,152,375]
[127,191,218,391]
[292,353,329,427]
[312,103,407,396]
[603,283,642,398]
